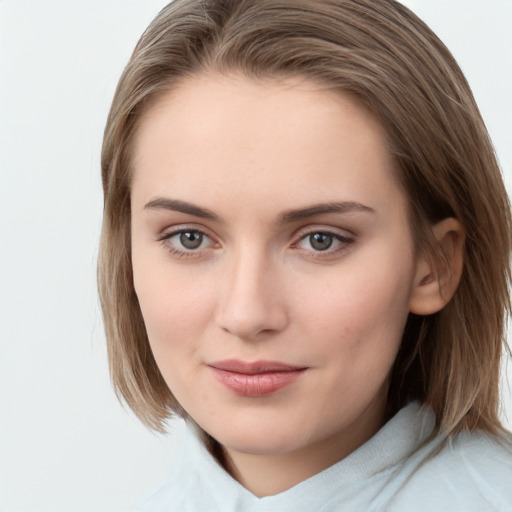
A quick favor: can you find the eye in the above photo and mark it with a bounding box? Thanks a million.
[157,228,217,257]
[296,230,353,254]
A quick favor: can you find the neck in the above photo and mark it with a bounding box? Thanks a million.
[223,397,388,497]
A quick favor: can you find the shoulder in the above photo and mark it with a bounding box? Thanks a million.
[387,430,512,512]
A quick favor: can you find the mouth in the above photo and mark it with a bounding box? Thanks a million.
[207,359,307,397]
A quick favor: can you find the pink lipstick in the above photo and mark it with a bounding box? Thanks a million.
[207,359,306,397]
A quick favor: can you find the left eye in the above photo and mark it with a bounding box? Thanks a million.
[297,231,350,252]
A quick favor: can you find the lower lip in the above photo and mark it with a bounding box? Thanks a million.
[209,367,306,397]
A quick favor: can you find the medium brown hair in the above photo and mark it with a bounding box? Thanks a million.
[99,0,511,435]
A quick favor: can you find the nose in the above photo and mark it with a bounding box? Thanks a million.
[214,248,289,341]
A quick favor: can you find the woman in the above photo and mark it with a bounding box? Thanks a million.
[99,0,512,510]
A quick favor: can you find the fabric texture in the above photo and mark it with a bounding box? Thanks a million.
[137,402,512,512]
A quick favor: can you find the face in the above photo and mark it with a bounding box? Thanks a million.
[130,74,420,463]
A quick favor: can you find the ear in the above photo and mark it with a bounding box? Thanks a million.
[409,218,465,316]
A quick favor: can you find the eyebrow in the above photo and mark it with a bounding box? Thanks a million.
[143,197,375,223]
[144,197,221,221]
[277,201,376,223]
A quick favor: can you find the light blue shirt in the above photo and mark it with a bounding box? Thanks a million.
[137,402,512,511]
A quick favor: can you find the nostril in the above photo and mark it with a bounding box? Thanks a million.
[215,299,288,341]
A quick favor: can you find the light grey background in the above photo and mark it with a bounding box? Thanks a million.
[1,1,511,511]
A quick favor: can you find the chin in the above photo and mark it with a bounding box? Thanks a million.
[223,434,302,457]
[204,418,315,457]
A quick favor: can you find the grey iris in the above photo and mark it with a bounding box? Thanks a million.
[180,231,203,249]
[310,233,333,251]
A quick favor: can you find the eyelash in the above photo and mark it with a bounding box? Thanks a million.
[293,230,354,258]
[157,228,218,259]
[157,227,354,259]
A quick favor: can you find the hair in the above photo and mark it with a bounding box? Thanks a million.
[99,0,511,438]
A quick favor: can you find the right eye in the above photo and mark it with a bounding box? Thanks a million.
[158,228,217,258]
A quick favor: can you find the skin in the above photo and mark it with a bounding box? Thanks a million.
[130,74,460,497]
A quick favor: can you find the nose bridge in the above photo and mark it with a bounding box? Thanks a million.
[215,241,287,340]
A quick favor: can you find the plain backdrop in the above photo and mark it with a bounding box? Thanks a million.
[1,1,511,511]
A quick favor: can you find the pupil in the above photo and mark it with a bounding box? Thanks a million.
[180,231,203,249]
[310,233,333,251]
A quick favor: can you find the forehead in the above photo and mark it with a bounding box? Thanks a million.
[130,74,406,220]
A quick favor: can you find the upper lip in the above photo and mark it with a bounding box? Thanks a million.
[208,359,306,374]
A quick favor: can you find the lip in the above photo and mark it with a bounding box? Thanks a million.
[207,359,307,397]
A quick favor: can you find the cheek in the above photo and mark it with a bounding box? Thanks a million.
[293,251,415,363]
[132,248,216,356]
[133,264,217,406]
[285,258,415,430]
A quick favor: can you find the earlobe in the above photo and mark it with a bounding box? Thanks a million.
[409,218,465,316]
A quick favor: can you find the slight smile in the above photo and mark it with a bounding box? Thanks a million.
[207,360,308,397]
